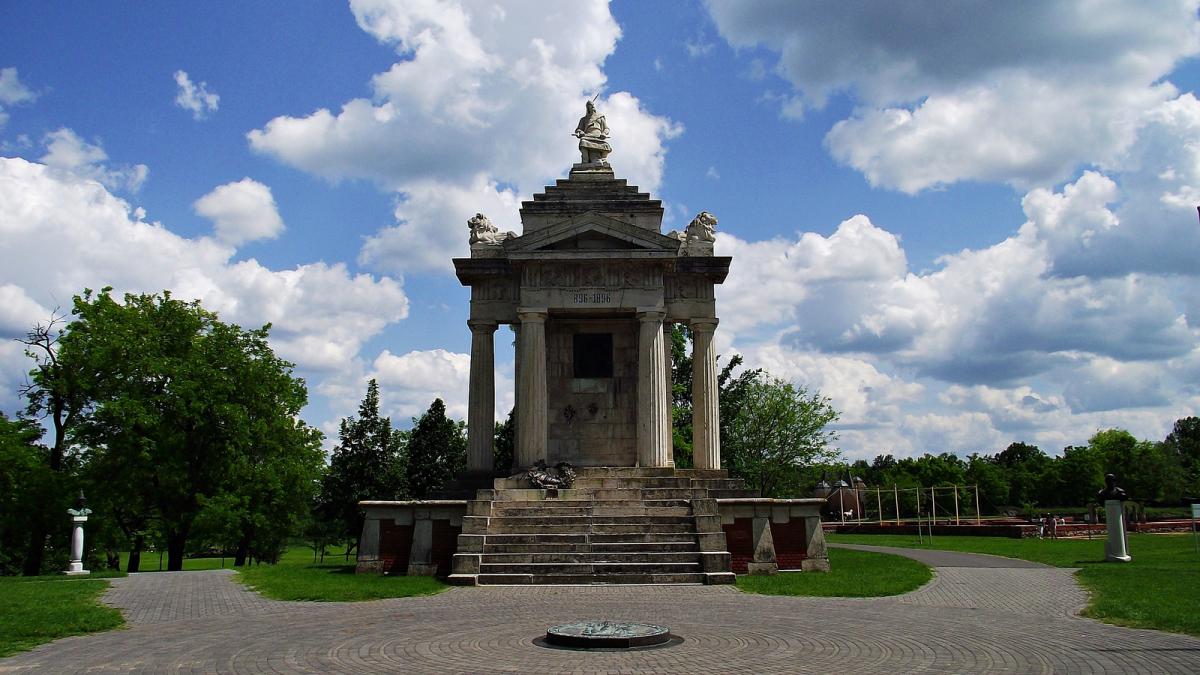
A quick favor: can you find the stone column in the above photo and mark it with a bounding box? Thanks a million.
[466,320,497,476]
[664,322,675,466]
[66,513,90,575]
[1104,499,1132,562]
[516,309,547,467]
[691,318,721,469]
[637,309,671,467]
[509,324,520,473]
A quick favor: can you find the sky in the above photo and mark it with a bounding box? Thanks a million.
[2,0,1199,460]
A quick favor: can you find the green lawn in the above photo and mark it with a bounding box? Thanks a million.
[234,548,448,602]
[114,551,233,572]
[0,575,125,658]
[736,547,932,598]
[828,532,1200,636]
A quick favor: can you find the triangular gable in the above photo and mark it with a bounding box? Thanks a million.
[507,211,681,254]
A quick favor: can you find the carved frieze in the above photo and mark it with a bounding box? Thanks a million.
[664,274,715,301]
[522,262,663,290]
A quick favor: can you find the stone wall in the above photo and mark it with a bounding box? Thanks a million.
[544,318,638,466]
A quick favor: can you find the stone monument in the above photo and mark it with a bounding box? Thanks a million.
[356,99,829,583]
[65,491,92,575]
[1098,474,1131,563]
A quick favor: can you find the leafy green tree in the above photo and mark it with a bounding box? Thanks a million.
[318,380,407,555]
[669,325,693,467]
[725,376,840,497]
[405,398,466,498]
[995,442,1051,506]
[0,414,59,575]
[17,315,89,575]
[53,288,318,571]
[964,454,1010,514]
[1164,417,1200,495]
[1052,445,1105,506]
[493,408,515,474]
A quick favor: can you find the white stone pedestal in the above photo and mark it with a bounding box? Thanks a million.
[65,515,90,575]
[1104,499,1131,563]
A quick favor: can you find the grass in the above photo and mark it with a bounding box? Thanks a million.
[736,547,932,598]
[234,547,448,602]
[828,532,1200,636]
[115,551,232,572]
[0,574,125,658]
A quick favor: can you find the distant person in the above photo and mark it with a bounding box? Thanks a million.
[1049,514,1058,540]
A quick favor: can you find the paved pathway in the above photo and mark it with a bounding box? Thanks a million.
[3,547,1199,674]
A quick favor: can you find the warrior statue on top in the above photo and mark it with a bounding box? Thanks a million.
[574,98,611,164]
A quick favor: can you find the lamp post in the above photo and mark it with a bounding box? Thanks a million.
[65,491,93,575]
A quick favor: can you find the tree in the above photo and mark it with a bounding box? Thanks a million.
[1163,417,1200,496]
[493,408,515,475]
[1053,445,1105,506]
[965,454,1010,514]
[317,380,407,555]
[17,314,88,575]
[0,413,59,575]
[995,442,1051,507]
[724,376,840,497]
[53,288,318,571]
[405,398,466,498]
[669,325,693,467]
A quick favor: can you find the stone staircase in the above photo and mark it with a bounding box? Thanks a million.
[448,467,756,585]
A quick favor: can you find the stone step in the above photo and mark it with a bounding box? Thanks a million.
[479,562,702,575]
[483,541,700,554]
[574,467,678,478]
[570,477,694,489]
[475,572,706,585]
[488,504,691,517]
[482,521,697,535]
[709,488,759,499]
[483,532,699,546]
[487,515,695,527]
[689,479,751,491]
[480,551,700,564]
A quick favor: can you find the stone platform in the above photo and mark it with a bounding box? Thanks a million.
[358,467,828,584]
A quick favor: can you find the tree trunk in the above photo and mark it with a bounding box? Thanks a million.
[166,532,187,571]
[233,531,251,567]
[127,535,144,573]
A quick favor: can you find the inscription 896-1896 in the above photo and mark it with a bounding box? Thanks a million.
[572,290,613,304]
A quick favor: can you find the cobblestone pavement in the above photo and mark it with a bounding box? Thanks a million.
[3,550,1199,674]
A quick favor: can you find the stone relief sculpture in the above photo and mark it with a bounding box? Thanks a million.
[468,213,514,257]
[525,459,577,489]
[670,211,717,256]
[574,99,612,164]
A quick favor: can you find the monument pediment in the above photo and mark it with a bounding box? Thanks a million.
[506,211,681,259]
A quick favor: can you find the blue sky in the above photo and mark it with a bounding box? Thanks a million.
[2,1,1198,459]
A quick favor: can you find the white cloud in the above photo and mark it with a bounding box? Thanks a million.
[707,1,1200,191]
[1062,359,1171,413]
[173,70,219,120]
[39,128,148,192]
[248,0,681,273]
[371,348,514,422]
[0,284,50,336]
[193,178,285,245]
[0,67,36,106]
[684,36,714,58]
[0,156,408,385]
[0,67,37,128]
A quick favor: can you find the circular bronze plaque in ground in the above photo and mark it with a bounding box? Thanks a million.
[543,620,673,649]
